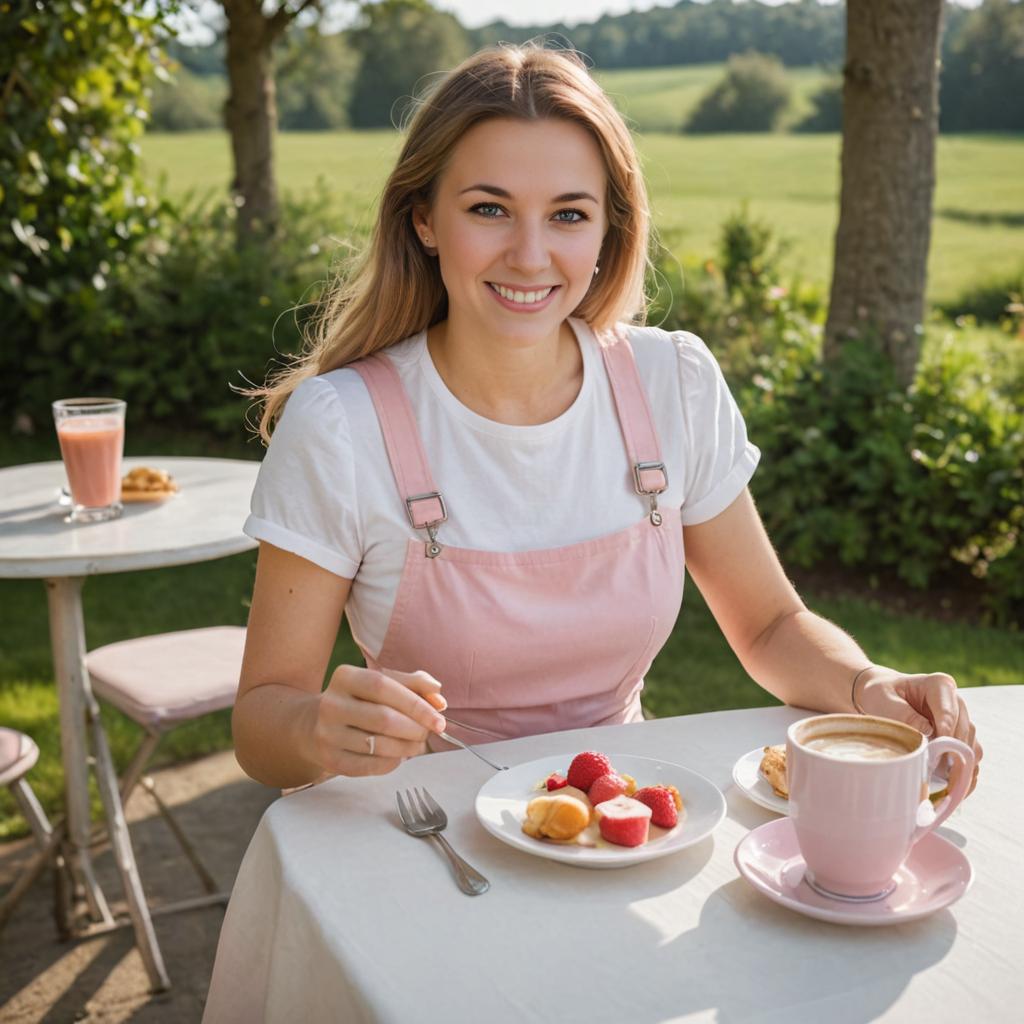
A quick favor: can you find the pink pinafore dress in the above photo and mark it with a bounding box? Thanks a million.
[349,330,685,744]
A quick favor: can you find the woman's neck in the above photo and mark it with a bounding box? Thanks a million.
[426,316,584,426]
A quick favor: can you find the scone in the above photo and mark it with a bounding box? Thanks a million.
[758,744,788,799]
[521,792,591,842]
[121,466,179,502]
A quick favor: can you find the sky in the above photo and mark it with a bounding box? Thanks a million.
[170,0,982,45]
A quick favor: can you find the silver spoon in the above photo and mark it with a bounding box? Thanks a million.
[439,730,508,771]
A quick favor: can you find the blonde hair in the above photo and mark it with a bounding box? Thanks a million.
[253,43,652,442]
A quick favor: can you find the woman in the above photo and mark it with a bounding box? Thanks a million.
[233,44,981,790]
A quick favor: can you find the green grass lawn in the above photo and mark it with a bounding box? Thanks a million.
[141,129,1024,309]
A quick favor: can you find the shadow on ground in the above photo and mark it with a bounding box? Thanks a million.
[0,751,276,1023]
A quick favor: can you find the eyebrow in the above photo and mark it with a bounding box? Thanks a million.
[459,183,599,204]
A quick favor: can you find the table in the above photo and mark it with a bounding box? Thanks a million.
[203,686,1022,1023]
[0,457,258,991]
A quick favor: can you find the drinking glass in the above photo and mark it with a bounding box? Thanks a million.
[52,398,126,523]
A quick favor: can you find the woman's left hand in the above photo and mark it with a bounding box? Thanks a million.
[855,666,982,795]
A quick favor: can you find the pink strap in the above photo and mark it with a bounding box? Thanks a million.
[349,356,447,529]
[600,336,668,495]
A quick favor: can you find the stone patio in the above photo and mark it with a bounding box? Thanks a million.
[0,751,276,1022]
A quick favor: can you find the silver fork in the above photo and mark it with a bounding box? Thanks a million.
[396,787,490,896]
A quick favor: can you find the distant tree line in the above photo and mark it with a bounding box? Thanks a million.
[152,0,1023,133]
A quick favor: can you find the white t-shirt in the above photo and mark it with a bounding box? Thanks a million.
[244,319,760,657]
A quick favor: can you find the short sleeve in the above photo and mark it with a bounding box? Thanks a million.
[243,376,363,578]
[673,331,760,526]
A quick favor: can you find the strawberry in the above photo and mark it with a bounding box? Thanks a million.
[567,751,614,792]
[633,785,683,828]
[594,795,651,847]
[545,772,568,791]
[587,772,629,806]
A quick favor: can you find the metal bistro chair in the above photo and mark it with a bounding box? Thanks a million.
[0,727,63,930]
[84,625,247,916]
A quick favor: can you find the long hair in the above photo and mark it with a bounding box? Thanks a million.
[253,43,652,442]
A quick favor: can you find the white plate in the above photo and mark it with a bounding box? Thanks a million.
[731,747,953,817]
[732,748,790,815]
[475,753,726,869]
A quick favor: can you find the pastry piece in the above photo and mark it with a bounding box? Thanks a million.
[633,785,683,828]
[594,795,652,847]
[567,751,614,792]
[759,744,788,798]
[121,466,179,502]
[521,792,591,842]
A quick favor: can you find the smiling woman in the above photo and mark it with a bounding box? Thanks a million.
[231,43,982,797]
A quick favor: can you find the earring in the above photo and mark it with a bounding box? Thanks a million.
[422,235,432,246]
[593,263,600,277]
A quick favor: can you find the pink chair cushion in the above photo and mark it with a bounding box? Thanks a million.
[0,727,40,787]
[85,626,246,731]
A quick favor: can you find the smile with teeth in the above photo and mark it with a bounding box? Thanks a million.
[488,283,557,305]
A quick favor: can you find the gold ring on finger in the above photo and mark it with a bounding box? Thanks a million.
[365,733,376,757]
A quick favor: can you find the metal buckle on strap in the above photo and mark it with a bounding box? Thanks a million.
[633,461,667,527]
[633,461,668,495]
[405,492,447,558]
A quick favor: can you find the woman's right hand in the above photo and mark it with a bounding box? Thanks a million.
[312,665,448,777]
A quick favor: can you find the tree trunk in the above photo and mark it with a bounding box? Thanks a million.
[223,1,281,244]
[824,0,945,388]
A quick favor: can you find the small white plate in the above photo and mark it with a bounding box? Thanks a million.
[731,747,951,817]
[732,748,790,815]
[475,753,726,869]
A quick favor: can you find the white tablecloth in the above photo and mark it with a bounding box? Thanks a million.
[204,687,1022,1024]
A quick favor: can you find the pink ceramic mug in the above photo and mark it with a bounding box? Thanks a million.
[786,713,974,901]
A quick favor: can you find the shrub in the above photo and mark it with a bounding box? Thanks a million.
[937,267,1024,329]
[13,183,341,437]
[794,78,843,132]
[684,52,792,133]
[0,0,172,425]
[648,210,1024,623]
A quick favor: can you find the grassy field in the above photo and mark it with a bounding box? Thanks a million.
[141,130,1023,308]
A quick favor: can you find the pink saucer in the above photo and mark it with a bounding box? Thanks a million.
[734,817,973,926]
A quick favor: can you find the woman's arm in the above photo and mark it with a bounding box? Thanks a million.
[233,541,447,789]
[683,489,981,785]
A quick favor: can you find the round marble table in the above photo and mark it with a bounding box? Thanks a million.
[0,457,259,990]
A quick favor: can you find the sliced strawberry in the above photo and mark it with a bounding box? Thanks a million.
[587,772,629,806]
[633,785,683,828]
[594,795,651,847]
[545,772,568,791]
[566,751,614,792]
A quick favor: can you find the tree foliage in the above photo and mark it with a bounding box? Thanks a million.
[941,0,1024,132]
[348,0,469,128]
[0,0,174,419]
[685,52,792,133]
[276,25,358,130]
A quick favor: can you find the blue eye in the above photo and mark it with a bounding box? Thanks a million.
[470,203,504,218]
[554,209,588,223]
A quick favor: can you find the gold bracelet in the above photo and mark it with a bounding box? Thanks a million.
[851,665,874,714]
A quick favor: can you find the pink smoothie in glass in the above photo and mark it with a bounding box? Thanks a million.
[57,415,125,508]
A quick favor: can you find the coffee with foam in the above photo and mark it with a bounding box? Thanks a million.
[804,732,913,761]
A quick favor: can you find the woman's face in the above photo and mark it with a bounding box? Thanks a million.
[415,117,608,345]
